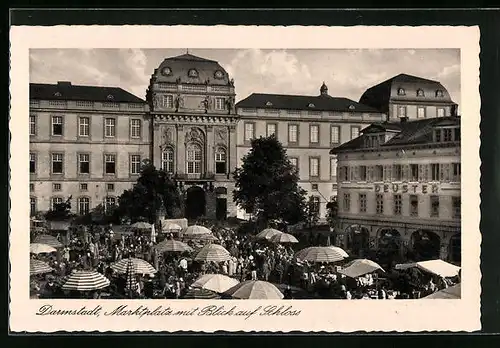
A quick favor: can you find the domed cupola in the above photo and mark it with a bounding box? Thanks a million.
[320,82,329,96]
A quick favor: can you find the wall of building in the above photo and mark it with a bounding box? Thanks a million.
[389,103,453,120]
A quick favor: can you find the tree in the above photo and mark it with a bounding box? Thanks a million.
[44,196,75,221]
[233,135,307,227]
[326,197,339,245]
[305,197,320,228]
[117,162,182,223]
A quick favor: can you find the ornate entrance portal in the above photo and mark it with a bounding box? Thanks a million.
[185,186,206,220]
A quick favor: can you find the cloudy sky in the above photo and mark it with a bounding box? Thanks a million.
[30,48,460,105]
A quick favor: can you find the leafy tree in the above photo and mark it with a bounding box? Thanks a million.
[117,162,182,223]
[305,197,320,228]
[233,135,307,227]
[44,196,75,221]
[326,197,339,229]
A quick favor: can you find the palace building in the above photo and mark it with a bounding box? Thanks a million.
[235,83,386,220]
[330,116,461,264]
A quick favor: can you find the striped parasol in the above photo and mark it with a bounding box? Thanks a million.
[183,287,221,299]
[256,228,282,240]
[33,234,63,248]
[295,246,347,263]
[61,270,110,291]
[130,221,152,230]
[183,225,212,238]
[155,239,193,253]
[30,259,54,276]
[125,257,136,293]
[327,246,350,258]
[30,243,57,254]
[224,280,284,299]
[194,244,231,262]
[111,257,157,275]
[269,232,299,244]
[191,274,240,293]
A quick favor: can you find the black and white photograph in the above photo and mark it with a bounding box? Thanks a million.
[9,25,481,332]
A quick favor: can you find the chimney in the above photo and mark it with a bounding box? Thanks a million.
[57,81,72,87]
[400,116,408,123]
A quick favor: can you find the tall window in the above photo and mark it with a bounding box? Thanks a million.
[452,196,461,218]
[310,196,320,215]
[330,158,337,177]
[394,194,402,215]
[331,125,340,144]
[359,165,367,181]
[343,193,351,212]
[163,95,173,108]
[130,119,142,138]
[266,123,277,137]
[431,163,440,181]
[443,128,452,142]
[51,116,63,136]
[244,122,254,142]
[105,118,116,137]
[51,153,63,174]
[51,197,63,210]
[409,195,419,217]
[289,157,298,172]
[162,148,174,173]
[309,125,319,143]
[215,147,227,174]
[393,164,402,181]
[105,196,116,210]
[376,194,384,214]
[435,129,442,142]
[288,124,298,143]
[417,106,426,118]
[78,197,90,215]
[78,117,90,137]
[29,115,37,136]
[309,157,319,177]
[30,197,37,216]
[104,154,116,174]
[359,193,367,213]
[78,153,90,174]
[130,155,141,175]
[29,153,36,174]
[375,165,384,181]
[397,106,407,118]
[454,127,461,142]
[350,126,360,140]
[215,97,225,110]
[410,164,419,181]
[452,163,461,181]
[186,143,202,174]
[430,195,440,217]
[437,108,445,117]
[341,166,350,182]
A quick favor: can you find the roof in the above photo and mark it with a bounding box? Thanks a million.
[236,93,380,113]
[331,116,460,153]
[30,82,145,103]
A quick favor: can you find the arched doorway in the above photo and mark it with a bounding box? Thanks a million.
[185,186,206,220]
[410,230,441,261]
[215,187,228,221]
[377,228,402,266]
[346,225,370,257]
[448,234,461,263]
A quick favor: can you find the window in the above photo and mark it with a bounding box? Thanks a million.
[397,88,405,96]
[105,118,116,137]
[452,163,461,181]
[29,183,34,192]
[376,194,384,214]
[78,197,90,215]
[310,125,319,143]
[188,69,198,78]
[417,89,425,97]
[30,197,37,216]
[309,157,319,177]
[244,122,254,142]
[130,119,141,138]
[106,183,114,192]
[104,154,116,174]
[215,97,225,110]
[435,129,442,142]
[78,117,90,137]
[288,124,298,143]
[454,128,461,142]
[375,165,384,181]
[29,115,36,136]
[289,157,298,172]
[410,164,419,181]
[311,184,318,191]
[163,95,174,108]
[331,125,340,144]
[431,163,440,181]
[443,128,452,142]
[394,194,402,215]
[162,148,175,173]
[310,196,320,215]
[341,166,350,181]
[215,147,227,174]
[78,153,90,174]
[51,197,63,210]
[417,107,426,118]
[105,196,116,210]
[330,158,337,177]
[29,153,36,174]
[51,116,63,136]
[350,126,360,140]
[430,195,440,217]
[130,155,141,175]
[265,101,273,106]
[452,196,461,218]
[410,195,419,217]
[393,164,402,181]
[436,90,444,97]
[51,153,64,174]
[266,123,277,137]
[397,106,407,118]
[186,143,202,174]
[343,193,351,212]
[359,193,367,213]
[52,183,61,192]
[437,108,445,117]
[359,165,367,181]
[80,183,88,191]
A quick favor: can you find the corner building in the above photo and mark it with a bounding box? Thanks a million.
[331,116,461,264]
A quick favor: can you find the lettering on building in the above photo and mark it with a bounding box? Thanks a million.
[374,183,439,194]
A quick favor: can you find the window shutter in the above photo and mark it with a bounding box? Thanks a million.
[367,166,373,181]
[350,166,355,181]
[402,164,409,181]
[382,166,387,181]
[339,167,344,181]
[354,166,359,181]
[418,164,424,182]
[444,163,451,181]
[439,164,445,181]
[386,165,392,181]
[424,164,429,181]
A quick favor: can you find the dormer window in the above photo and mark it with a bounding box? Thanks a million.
[397,88,406,96]
[54,92,62,97]
[417,89,425,97]
[188,69,199,78]
[436,90,444,97]
[214,70,224,79]
[435,126,459,143]
[265,101,273,106]
[107,94,114,100]
[348,105,355,110]
[308,103,315,108]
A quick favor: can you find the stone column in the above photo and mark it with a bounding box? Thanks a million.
[228,124,237,175]
[176,125,185,174]
[206,126,214,175]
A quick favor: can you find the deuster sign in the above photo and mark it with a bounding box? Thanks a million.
[374,183,439,194]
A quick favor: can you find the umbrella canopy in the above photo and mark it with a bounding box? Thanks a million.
[183,287,221,299]
[61,270,110,291]
[194,244,231,262]
[155,239,193,253]
[192,274,240,293]
[256,228,282,240]
[33,234,63,248]
[125,257,136,292]
[270,232,299,244]
[295,246,347,263]
[184,225,212,237]
[395,260,461,278]
[30,243,57,254]
[328,246,350,258]
[339,259,384,278]
[130,221,152,230]
[30,259,54,276]
[111,258,157,275]
[423,283,461,299]
[224,280,284,299]
[163,222,182,232]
